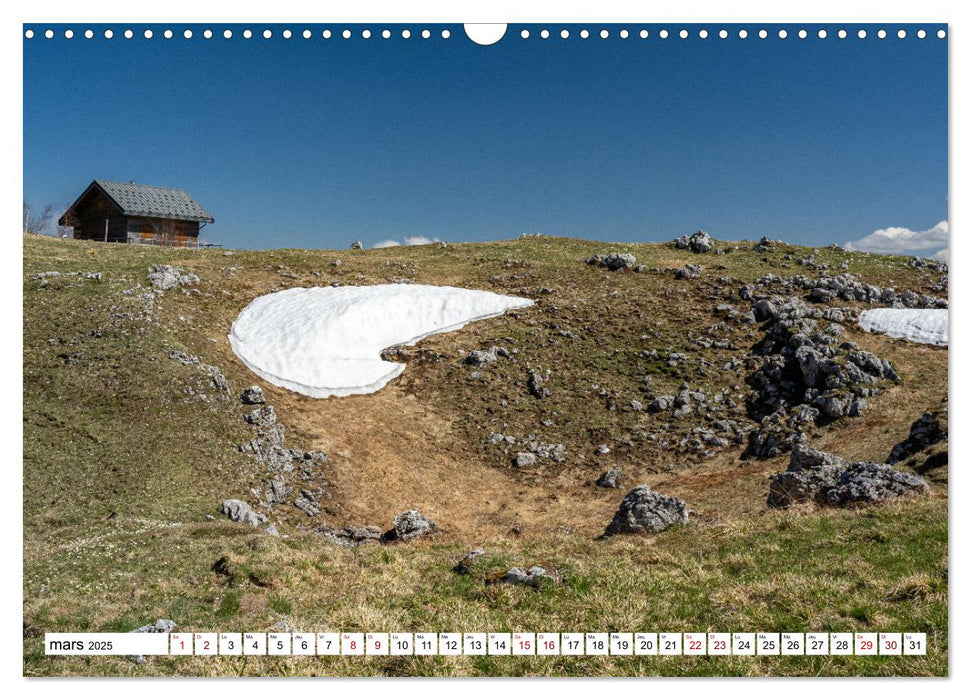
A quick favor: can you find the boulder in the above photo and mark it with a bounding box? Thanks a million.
[148,265,198,291]
[527,369,550,398]
[241,386,266,405]
[602,485,688,536]
[596,469,623,489]
[220,499,267,527]
[387,509,438,541]
[514,452,537,468]
[675,264,703,280]
[826,463,930,506]
[501,566,552,588]
[674,230,714,253]
[766,444,846,508]
[349,240,363,249]
[888,406,948,465]
[465,348,498,366]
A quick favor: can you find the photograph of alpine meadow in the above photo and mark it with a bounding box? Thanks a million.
[22,18,950,679]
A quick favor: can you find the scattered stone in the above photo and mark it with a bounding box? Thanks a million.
[465,348,499,366]
[317,524,383,547]
[265,524,281,538]
[263,475,291,506]
[766,444,847,508]
[673,230,714,253]
[380,345,412,362]
[587,252,637,271]
[527,369,551,398]
[514,452,538,468]
[220,499,268,527]
[452,549,485,575]
[602,485,688,536]
[594,444,611,456]
[349,240,363,250]
[648,395,675,413]
[148,264,198,291]
[826,463,930,506]
[387,509,438,541]
[675,264,703,280]
[596,469,623,489]
[241,385,266,405]
[210,367,230,393]
[501,566,553,588]
[888,405,948,465]
[293,490,321,517]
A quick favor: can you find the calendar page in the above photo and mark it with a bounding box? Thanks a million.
[20,4,949,682]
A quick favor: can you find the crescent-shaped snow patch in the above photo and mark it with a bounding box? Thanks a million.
[858,308,948,346]
[228,284,534,398]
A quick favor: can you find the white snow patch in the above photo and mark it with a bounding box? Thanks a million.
[229,284,534,398]
[858,308,948,346]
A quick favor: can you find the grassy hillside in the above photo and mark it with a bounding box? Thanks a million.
[22,233,947,676]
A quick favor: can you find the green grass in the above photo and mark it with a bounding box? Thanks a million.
[22,233,948,677]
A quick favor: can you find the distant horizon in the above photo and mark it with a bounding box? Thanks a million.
[24,23,947,257]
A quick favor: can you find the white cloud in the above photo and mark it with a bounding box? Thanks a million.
[372,236,442,249]
[844,221,948,261]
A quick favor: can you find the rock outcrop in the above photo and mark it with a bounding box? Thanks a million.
[602,485,688,536]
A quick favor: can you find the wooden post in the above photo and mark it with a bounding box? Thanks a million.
[104,218,108,242]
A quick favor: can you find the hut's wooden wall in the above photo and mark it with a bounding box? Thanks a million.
[125,217,201,248]
[68,189,127,242]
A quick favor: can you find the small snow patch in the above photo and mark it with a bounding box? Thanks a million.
[229,284,533,398]
[858,308,948,346]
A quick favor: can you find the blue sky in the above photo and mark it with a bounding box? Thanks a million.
[23,24,947,252]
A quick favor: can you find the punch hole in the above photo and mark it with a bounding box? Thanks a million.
[799,29,808,39]
[323,30,332,39]
[718,29,728,39]
[561,29,569,39]
[659,29,669,39]
[898,29,906,39]
[877,29,887,39]
[144,29,153,39]
[600,29,608,39]
[164,29,173,39]
[283,29,292,39]
[778,29,788,39]
[243,29,252,40]
[838,29,847,39]
[858,29,867,39]
[640,30,648,39]
[917,29,926,39]
[402,29,411,39]
[24,29,34,39]
[223,29,232,39]
[125,29,133,39]
[620,29,629,39]
[303,30,311,39]
[699,30,708,39]
[342,29,351,39]
[580,29,589,39]
[541,29,550,39]
[758,29,767,39]
[64,29,74,39]
[739,29,748,39]
[442,29,451,39]
[679,29,688,39]
[45,29,53,39]
[464,24,506,46]
[520,29,529,39]
[937,29,946,38]
[182,29,191,39]
[362,29,372,39]
[85,29,94,39]
[422,29,430,39]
